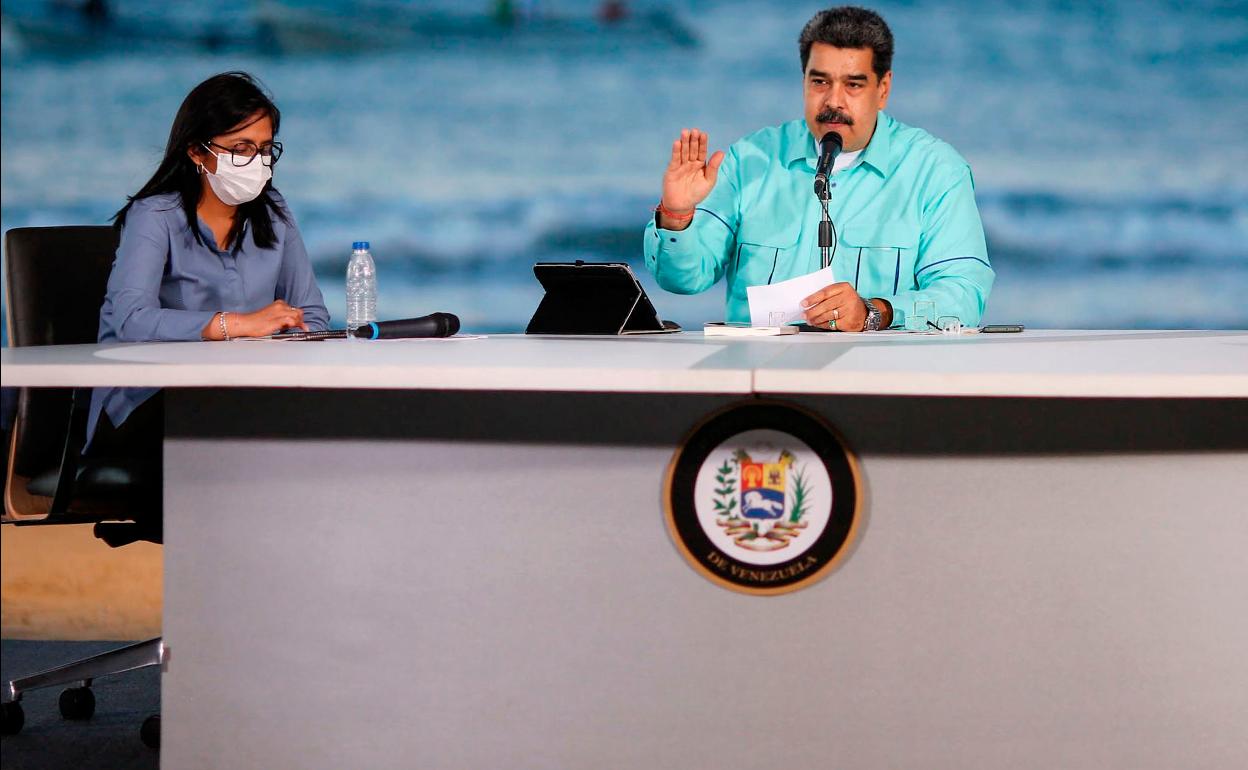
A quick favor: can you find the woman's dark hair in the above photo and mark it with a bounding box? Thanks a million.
[799,6,894,79]
[113,71,287,250]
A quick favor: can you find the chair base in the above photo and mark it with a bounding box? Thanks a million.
[4,637,164,704]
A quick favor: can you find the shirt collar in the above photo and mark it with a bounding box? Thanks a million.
[785,111,894,177]
[857,111,893,178]
[783,124,819,168]
[196,216,249,255]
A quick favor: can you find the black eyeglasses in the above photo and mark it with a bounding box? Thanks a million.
[203,140,283,167]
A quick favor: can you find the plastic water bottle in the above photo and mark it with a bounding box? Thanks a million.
[345,241,377,338]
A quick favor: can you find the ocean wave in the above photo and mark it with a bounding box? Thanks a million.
[4,0,1246,332]
[296,187,1248,273]
[978,191,1248,268]
[4,183,1244,275]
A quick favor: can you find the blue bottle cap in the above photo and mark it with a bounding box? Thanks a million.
[352,241,370,250]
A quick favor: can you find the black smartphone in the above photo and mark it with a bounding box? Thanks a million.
[981,324,1024,333]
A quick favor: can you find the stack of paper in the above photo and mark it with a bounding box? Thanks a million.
[704,323,799,337]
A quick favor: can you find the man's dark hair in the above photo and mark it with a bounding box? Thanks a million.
[798,6,894,80]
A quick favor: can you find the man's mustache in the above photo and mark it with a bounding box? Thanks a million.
[816,108,854,125]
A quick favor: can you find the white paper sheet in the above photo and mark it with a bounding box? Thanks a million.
[745,266,836,327]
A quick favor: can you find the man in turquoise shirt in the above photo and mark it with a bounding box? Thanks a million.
[643,6,993,331]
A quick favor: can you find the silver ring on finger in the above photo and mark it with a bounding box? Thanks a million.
[833,308,840,320]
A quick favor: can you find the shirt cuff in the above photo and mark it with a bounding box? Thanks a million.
[646,216,701,260]
[167,310,220,341]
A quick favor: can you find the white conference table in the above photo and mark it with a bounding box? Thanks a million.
[3,330,1247,770]
[4,328,1245,397]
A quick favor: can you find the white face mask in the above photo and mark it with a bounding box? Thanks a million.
[201,149,272,206]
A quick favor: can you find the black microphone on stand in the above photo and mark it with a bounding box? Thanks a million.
[351,313,461,339]
[812,131,843,271]
[813,131,843,199]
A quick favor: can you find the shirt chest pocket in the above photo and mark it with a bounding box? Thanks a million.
[733,219,801,290]
[839,219,919,294]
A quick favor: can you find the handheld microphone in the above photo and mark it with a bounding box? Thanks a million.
[351,313,461,340]
[812,131,843,199]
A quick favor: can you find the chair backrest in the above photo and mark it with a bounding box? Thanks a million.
[5,225,118,347]
[5,226,119,478]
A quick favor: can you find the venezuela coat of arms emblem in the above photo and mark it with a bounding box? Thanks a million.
[665,402,860,594]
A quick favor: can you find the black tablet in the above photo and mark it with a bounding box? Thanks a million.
[525,262,681,335]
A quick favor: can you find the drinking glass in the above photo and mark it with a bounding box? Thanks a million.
[908,300,936,331]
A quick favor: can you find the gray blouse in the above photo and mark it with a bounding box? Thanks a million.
[87,191,329,444]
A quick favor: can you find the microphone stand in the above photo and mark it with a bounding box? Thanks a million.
[804,140,840,333]
[813,132,841,270]
[816,182,834,270]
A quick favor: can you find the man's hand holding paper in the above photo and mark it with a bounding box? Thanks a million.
[801,281,869,331]
[745,266,836,327]
[745,267,890,332]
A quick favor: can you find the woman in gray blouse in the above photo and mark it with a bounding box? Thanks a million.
[87,71,329,456]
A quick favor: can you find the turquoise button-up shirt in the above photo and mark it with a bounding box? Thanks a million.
[643,112,993,327]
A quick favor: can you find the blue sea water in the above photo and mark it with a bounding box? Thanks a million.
[2,0,1246,334]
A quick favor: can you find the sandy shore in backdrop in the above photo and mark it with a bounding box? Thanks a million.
[1,524,161,640]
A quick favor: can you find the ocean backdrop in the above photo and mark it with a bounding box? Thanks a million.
[3,0,1246,334]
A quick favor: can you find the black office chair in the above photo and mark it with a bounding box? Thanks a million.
[1,226,163,748]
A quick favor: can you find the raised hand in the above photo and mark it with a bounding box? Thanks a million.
[659,129,724,229]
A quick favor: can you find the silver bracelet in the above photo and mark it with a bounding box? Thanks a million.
[218,311,230,341]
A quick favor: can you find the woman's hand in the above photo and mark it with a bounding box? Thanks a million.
[234,300,307,337]
[203,300,307,340]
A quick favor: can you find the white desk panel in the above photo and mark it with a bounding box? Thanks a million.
[3,328,1245,768]
[3,330,1246,398]
[752,330,1248,398]
[0,335,760,393]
